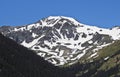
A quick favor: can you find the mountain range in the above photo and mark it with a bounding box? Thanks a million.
[0,16,120,77]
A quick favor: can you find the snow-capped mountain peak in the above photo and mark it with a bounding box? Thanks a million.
[0,16,120,66]
[40,16,83,27]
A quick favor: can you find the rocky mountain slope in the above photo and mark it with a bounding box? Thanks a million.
[0,16,120,66]
[0,30,120,77]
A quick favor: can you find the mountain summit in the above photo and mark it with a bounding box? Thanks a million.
[0,16,120,66]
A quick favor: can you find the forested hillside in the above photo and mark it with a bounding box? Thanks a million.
[0,33,73,77]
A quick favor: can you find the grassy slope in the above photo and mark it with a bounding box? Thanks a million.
[73,40,120,77]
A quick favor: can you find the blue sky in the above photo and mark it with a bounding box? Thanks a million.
[0,0,120,28]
